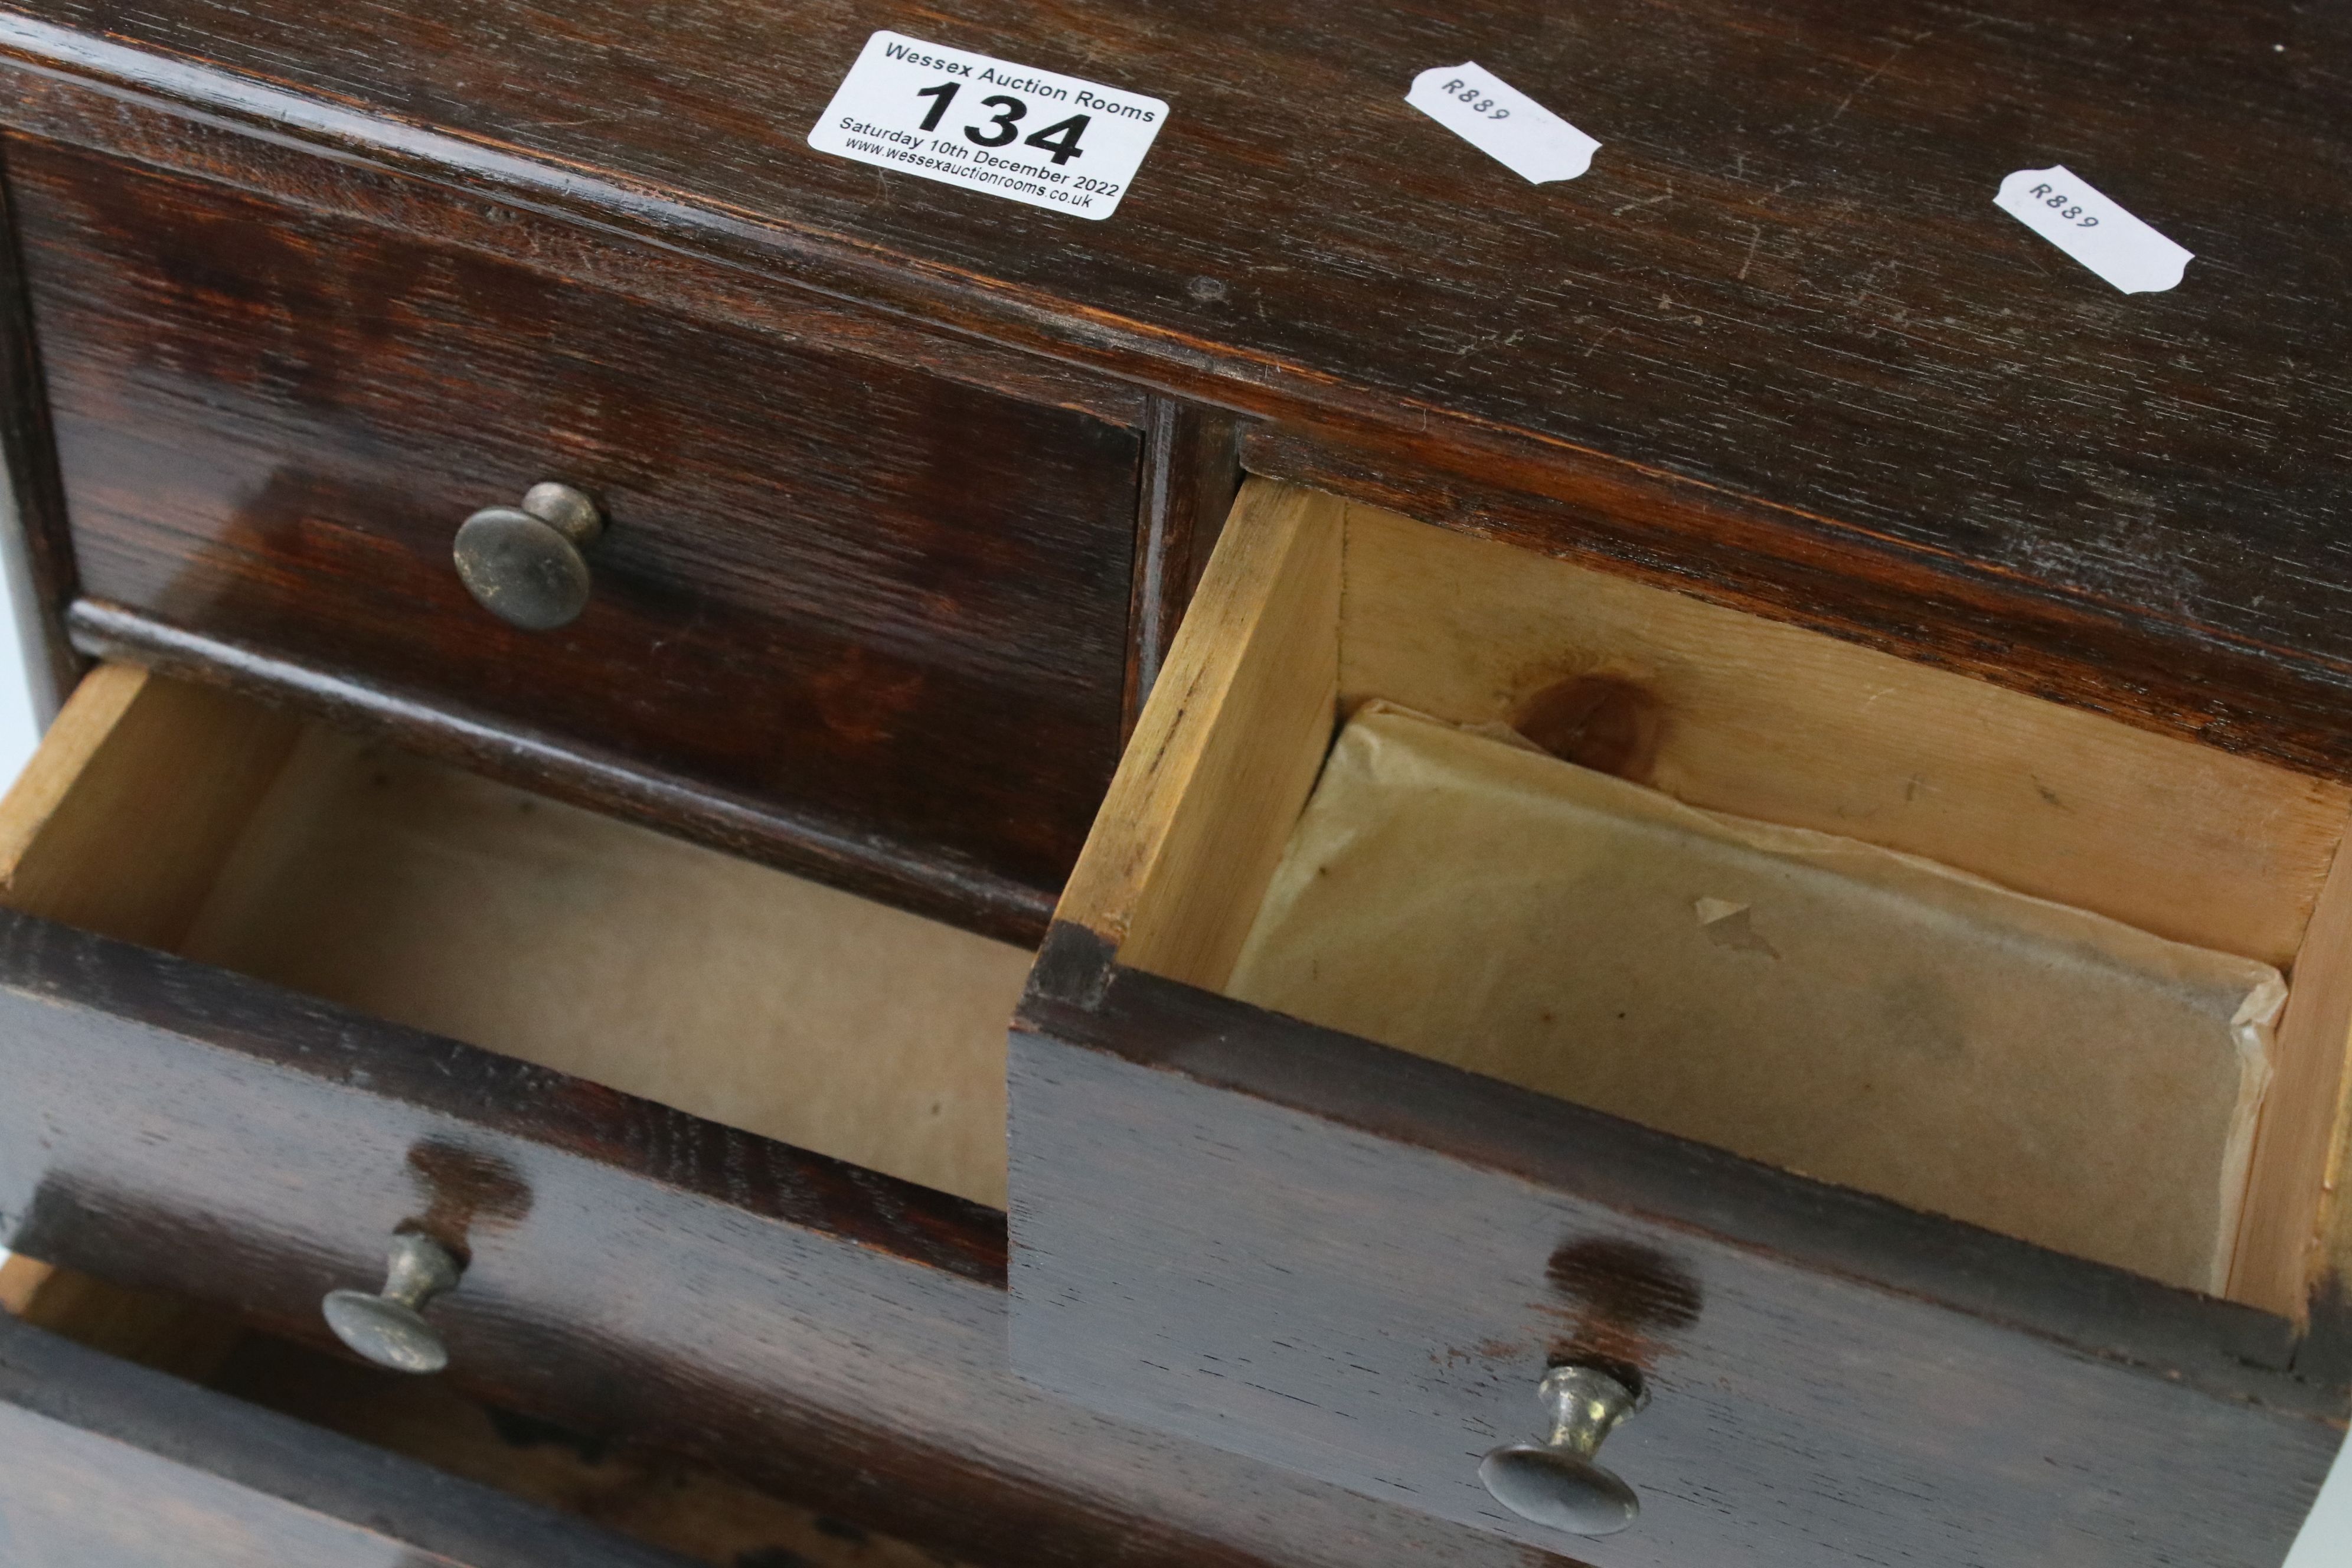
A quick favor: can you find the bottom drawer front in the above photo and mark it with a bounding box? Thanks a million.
[1008,969,2341,1566]
[0,1311,688,1568]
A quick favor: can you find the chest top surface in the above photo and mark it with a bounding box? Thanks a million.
[4,0,2347,757]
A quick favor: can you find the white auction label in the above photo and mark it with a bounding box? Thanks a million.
[1994,165,2192,294]
[808,31,1167,220]
[1406,62,1599,184]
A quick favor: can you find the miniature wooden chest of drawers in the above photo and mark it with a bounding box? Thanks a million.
[1,2,2347,1564]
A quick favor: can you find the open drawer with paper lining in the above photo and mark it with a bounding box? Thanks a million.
[1007,478,2352,1565]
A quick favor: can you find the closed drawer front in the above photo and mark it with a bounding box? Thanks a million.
[0,1269,703,1568]
[0,1256,1015,1567]
[5,130,1145,934]
[1008,481,2352,1564]
[0,662,1558,1568]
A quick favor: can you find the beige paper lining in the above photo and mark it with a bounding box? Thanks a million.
[179,730,1028,1207]
[1227,704,2282,1293]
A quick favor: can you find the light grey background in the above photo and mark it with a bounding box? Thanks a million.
[0,597,2338,1557]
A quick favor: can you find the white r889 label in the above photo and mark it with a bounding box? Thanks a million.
[1993,165,2192,293]
[808,31,1169,220]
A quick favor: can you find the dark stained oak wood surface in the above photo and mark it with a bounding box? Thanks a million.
[0,1312,705,1568]
[4,132,1146,936]
[0,2,2346,1559]
[0,1,2347,774]
[1126,398,1242,729]
[1009,927,2346,1564]
[0,907,1574,1568]
[0,58,1156,433]
[0,119,76,716]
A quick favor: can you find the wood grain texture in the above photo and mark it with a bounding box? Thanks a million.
[0,126,75,716]
[1010,939,2346,1564]
[0,908,1576,1568]
[1,1,2348,775]
[8,133,1143,937]
[1125,397,1243,728]
[0,63,1151,430]
[1054,479,1341,992]
[0,1313,703,1568]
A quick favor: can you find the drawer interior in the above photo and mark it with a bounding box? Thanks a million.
[1055,479,2352,1316]
[0,665,1025,1207]
[0,1256,962,1566]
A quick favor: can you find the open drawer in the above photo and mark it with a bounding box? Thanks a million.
[1007,480,2352,1564]
[0,661,1548,1568]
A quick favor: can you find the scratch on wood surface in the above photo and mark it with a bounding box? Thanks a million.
[1654,294,1707,328]
[1612,184,1674,217]
[1825,34,1929,125]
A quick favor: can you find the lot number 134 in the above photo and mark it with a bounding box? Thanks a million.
[913,82,1090,164]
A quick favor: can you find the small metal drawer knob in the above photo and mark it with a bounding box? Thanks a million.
[322,1232,463,1374]
[1479,1364,1648,1537]
[452,481,604,631]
